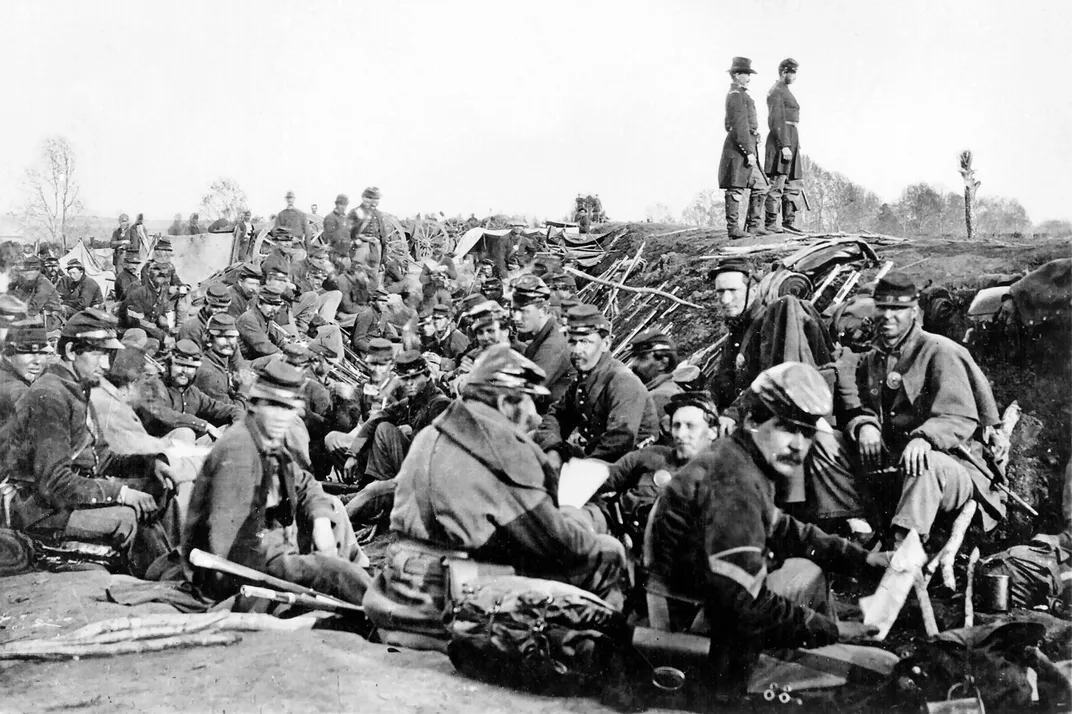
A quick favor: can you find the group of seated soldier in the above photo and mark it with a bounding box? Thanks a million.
[0,198,1015,694]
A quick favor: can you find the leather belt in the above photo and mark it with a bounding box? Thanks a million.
[785,120,800,126]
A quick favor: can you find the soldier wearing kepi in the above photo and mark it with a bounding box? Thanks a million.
[806,273,1006,545]
[718,57,769,239]
[0,320,51,424]
[194,313,251,411]
[183,360,371,606]
[363,345,627,650]
[535,304,659,465]
[2,310,175,571]
[511,274,573,407]
[177,283,232,347]
[323,194,351,256]
[646,363,888,689]
[765,58,805,235]
[137,339,243,442]
[627,330,682,419]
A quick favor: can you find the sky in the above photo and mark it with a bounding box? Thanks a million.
[2,0,1070,225]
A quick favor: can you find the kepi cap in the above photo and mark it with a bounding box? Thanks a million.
[511,274,551,306]
[665,391,718,421]
[206,313,240,336]
[61,309,124,350]
[566,304,610,336]
[249,359,305,409]
[205,283,232,307]
[748,362,832,430]
[393,350,428,378]
[629,330,675,356]
[872,272,919,308]
[5,319,50,354]
[171,339,203,367]
[258,283,285,305]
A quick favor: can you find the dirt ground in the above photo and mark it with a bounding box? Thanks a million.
[2,570,675,714]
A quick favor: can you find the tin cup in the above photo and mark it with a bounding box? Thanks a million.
[979,573,1010,612]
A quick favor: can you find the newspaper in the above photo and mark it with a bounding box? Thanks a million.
[557,458,611,509]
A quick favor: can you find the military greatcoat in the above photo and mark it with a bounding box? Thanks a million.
[718,82,761,189]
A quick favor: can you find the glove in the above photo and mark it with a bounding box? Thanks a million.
[781,147,792,161]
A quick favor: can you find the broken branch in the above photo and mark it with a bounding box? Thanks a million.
[563,266,702,310]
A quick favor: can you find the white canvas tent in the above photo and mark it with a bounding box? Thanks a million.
[60,239,114,298]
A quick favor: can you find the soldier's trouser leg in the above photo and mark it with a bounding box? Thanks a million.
[311,324,344,363]
[301,495,370,567]
[725,189,745,236]
[345,479,397,527]
[891,452,974,541]
[266,550,371,606]
[64,507,138,554]
[805,431,869,521]
[365,422,411,482]
[557,533,627,611]
[782,179,804,230]
[744,166,770,232]
[765,174,787,229]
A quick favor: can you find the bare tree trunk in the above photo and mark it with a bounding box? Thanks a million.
[959,150,980,241]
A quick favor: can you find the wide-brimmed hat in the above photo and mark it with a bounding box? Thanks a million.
[465,344,550,397]
[729,56,756,74]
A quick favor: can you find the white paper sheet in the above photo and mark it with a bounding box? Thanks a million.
[557,458,611,509]
[858,529,927,641]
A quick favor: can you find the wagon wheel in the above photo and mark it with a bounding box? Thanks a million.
[483,216,510,231]
[411,219,452,260]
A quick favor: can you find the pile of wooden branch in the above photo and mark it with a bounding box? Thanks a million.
[0,612,314,661]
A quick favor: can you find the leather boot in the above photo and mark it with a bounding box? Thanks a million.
[745,193,769,236]
[765,210,784,233]
[782,200,804,235]
[725,191,746,239]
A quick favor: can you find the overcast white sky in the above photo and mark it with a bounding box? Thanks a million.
[2,0,1070,224]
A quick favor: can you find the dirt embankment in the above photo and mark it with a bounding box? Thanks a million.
[586,223,1072,540]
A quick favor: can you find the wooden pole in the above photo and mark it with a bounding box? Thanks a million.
[563,266,702,310]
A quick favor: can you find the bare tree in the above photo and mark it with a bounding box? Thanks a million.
[644,203,675,224]
[200,177,248,224]
[681,189,725,227]
[23,136,82,251]
[958,150,980,240]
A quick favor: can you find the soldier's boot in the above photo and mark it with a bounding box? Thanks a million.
[764,188,784,232]
[725,191,747,239]
[745,193,770,236]
[782,198,804,235]
[765,210,784,233]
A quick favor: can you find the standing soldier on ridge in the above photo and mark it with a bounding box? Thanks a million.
[718,57,769,239]
[765,58,805,235]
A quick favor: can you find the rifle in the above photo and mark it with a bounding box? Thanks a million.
[950,444,1038,517]
[240,585,364,614]
[188,548,361,611]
